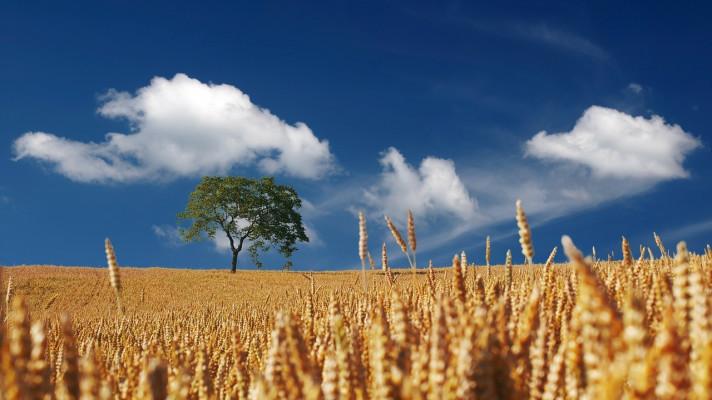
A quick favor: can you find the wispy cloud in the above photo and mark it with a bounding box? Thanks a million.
[466,20,609,61]
[303,224,325,247]
[627,82,643,94]
[152,225,184,247]
[661,219,712,243]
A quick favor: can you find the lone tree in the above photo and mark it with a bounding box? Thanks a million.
[179,176,309,272]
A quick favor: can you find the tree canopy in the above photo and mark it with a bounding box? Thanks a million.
[178,176,309,271]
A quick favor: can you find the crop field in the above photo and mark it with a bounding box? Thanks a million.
[1,234,711,399]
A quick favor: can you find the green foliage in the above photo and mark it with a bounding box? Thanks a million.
[178,176,309,270]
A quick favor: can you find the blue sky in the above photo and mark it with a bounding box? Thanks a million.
[1,1,711,269]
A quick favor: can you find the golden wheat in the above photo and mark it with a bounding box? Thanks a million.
[358,211,368,292]
[407,209,417,266]
[516,199,534,264]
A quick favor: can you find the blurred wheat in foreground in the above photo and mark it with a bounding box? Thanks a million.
[1,205,711,399]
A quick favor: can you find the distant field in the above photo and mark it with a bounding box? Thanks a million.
[0,265,433,318]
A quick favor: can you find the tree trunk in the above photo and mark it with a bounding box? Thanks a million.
[231,251,238,273]
[230,236,246,273]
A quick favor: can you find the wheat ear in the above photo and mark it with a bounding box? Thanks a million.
[407,210,417,269]
[621,236,633,266]
[105,238,123,314]
[516,199,534,264]
[5,275,14,321]
[653,232,668,261]
[485,235,491,266]
[384,215,414,270]
[358,212,369,292]
[367,251,375,270]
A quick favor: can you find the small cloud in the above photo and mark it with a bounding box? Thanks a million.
[304,223,324,247]
[627,82,643,94]
[364,147,477,222]
[525,106,700,180]
[14,74,336,183]
[212,233,233,253]
[152,225,184,247]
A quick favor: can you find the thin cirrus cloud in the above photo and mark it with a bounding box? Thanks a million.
[13,74,336,183]
[514,23,609,60]
[465,20,609,61]
[526,105,701,180]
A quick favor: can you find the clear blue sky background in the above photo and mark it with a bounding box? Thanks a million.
[1,1,711,269]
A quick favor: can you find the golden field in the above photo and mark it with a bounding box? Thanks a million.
[1,235,711,399]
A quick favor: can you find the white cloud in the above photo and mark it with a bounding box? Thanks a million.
[627,82,643,94]
[13,74,336,183]
[152,225,184,247]
[303,223,324,247]
[525,106,701,180]
[364,147,477,222]
[213,232,233,253]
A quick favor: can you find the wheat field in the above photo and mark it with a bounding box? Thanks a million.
[1,215,712,398]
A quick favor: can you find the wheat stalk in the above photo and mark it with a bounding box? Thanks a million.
[653,232,668,262]
[5,275,14,320]
[59,313,80,399]
[367,251,375,270]
[460,251,468,276]
[104,238,123,314]
[485,235,491,266]
[516,199,534,264]
[358,212,369,292]
[505,249,513,291]
[407,209,417,268]
[384,215,414,269]
[452,254,466,303]
[622,236,633,266]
